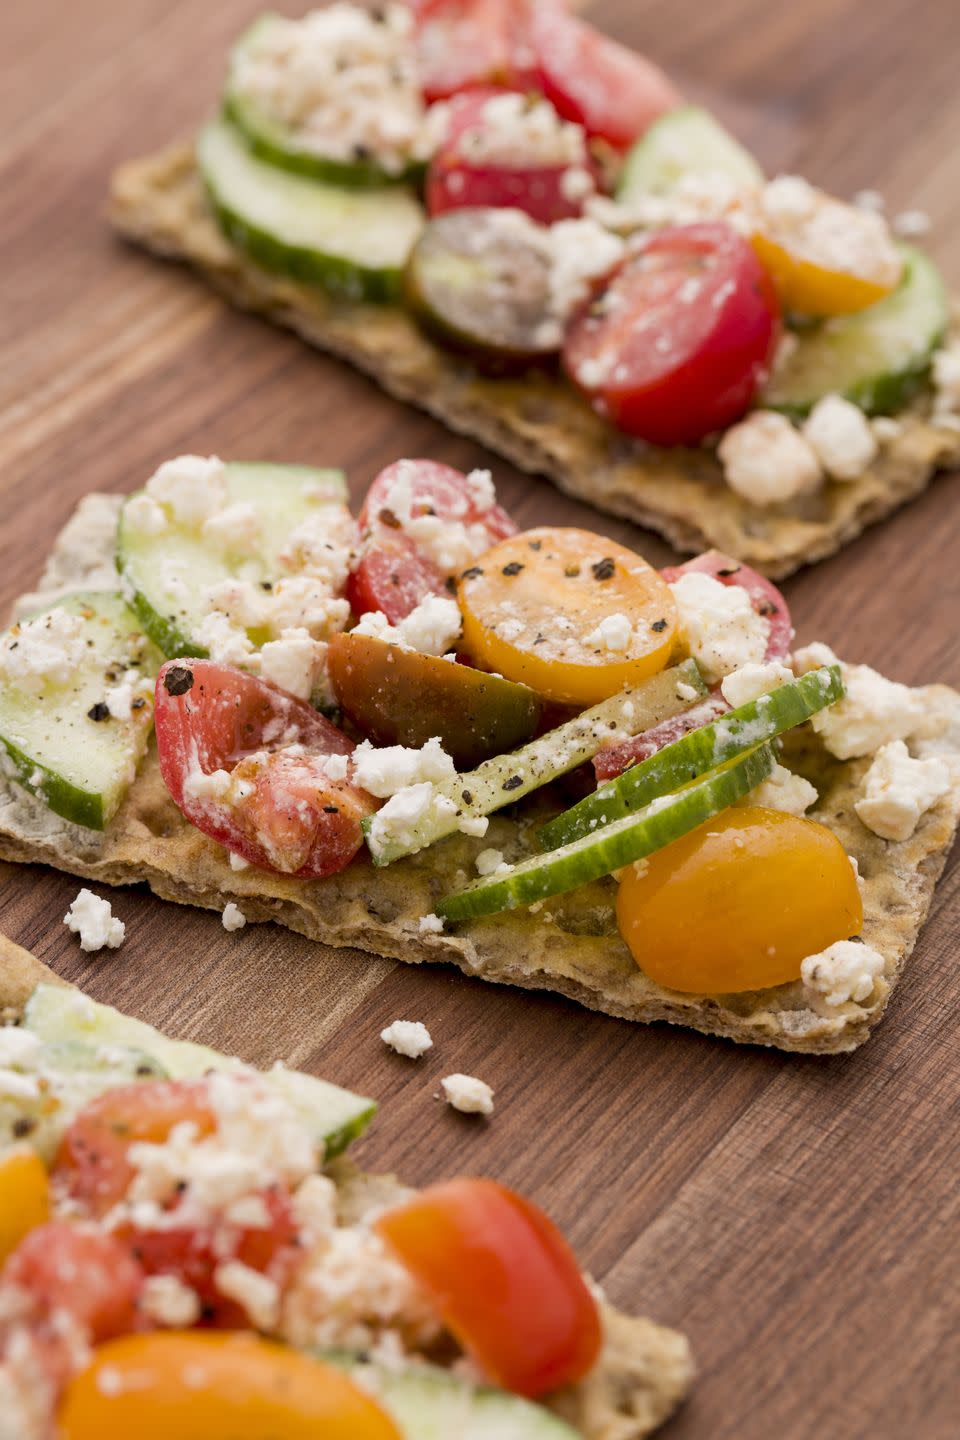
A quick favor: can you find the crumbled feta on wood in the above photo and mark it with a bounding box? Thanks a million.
[717,412,823,507]
[669,572,770,684]
[854,740,950,841]
[801,939,884,1006]
[222,902,247,932]
[63,889,125,952]
[441,1073,494,1116]
[802,395,878,480]
[381,1020,433,1058]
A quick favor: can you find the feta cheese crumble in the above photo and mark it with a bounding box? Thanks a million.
[63,889,125,953]
[931,342,960,417]
[720,659,794,709]
[259,629,329,702]
[352,736,455,797]
[800,939,885,1006]
[380,1020,433,1059]
[222,902,247,932]
[750,762,818,817]
[802,395,878,481]
[0,608,88,694]
[669,572,770,684]
[854,740,950,842]
[583,612,633,652]
[793,644,923,759]
[717,412,823,507]
[441,1073,494,1116]
[352,596,463,657]
[145,454,229,528]
[460,92,589,172]
[759,176,902,292]
[419,913,444,935]
[140,1274,202,1329]
[475,848,509,876]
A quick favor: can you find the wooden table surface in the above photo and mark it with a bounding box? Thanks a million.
[2,1,959,1435]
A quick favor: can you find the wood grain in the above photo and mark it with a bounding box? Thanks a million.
[1,1,959,1435]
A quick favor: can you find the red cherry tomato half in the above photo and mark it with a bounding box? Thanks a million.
[154,660,376,877]
[661,550,794,659]
[413,0,538,102]
[529,7,681,149]
[593,694,730,782]
[3,1223,143,1343]
[563,223,781,447]
[594,549,793,779]
[426,88,595,224]
[54,1079,216,1216]
[350,459,517,622]
[375,1178,602,1398]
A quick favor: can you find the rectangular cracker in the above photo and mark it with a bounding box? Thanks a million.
[108,142,960,579]
[0,931,694,1438]
[1,494,959,1054]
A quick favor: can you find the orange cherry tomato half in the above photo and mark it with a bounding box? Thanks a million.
[57,1332,403,1440]
[375,1177,602,1399]
[53,1079,216,1216]
[616,805,863,994]
[0,1146,49,1264]
[458,528,679,706]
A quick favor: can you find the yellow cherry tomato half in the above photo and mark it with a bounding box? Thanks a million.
[752,185,902,317]
[0,1146,49,1264]
[458,528,679,706]
[616,805,863,994]
[57,1333,404,1440]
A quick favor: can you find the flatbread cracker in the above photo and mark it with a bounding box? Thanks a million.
[108,143,960,579]
[1,495,958,1054]
[0,931,694,1437]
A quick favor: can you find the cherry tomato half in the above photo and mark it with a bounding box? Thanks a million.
[349,459,516,622]
[426,88,595,224]
[58,1333,403,1440]
[530,6,681,149]
[458,528,679,705]
[4,1223,143,1343]
[563,223,781,447]
[154,661,376,877]
[617,806,863,993]
[54,1079,216,1215]
[413,0,544,102]
[375,1178,602,1398]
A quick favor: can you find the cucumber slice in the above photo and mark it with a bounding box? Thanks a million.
[763,248,948,416]
[329,1358,578,1439]
[117,461,347,658]
[0,1036,167,1161]
[199,119,426,303]
[405,210,558,370]
[617,105,763,203]
[0,593,160,829]
[364,660,707,866]
[436,743,776,921]
[538,665,843,851]
[224,18,426,190]
[24,984,375,1162]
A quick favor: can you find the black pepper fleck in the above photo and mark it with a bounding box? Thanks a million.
[564,564,581,578]
[591,557,616,581]
[502,561,525,577]
[12,1116,36,1138]
[323,805,340,814]
[87,701,110,722]
[717,566,741,577]
[651,618,668,632]
[461,790,473,805]
[461,566,484,581]
[528,539,543,551]
[378,507,402,529]
[163,666,194,697]
[503,775,522,791]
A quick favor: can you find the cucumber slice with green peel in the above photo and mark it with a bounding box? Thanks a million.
[763,248,948,417]
[0,593,161,830]
[436,743,776,922]
[363,659,708,866]
[224,18,426,190]
[117,461,347,659]
[199,119,426,304]
[617,105,763,203]
[24,984,376,1162]
[327,1358,578,1439]
[538,665,843,852]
